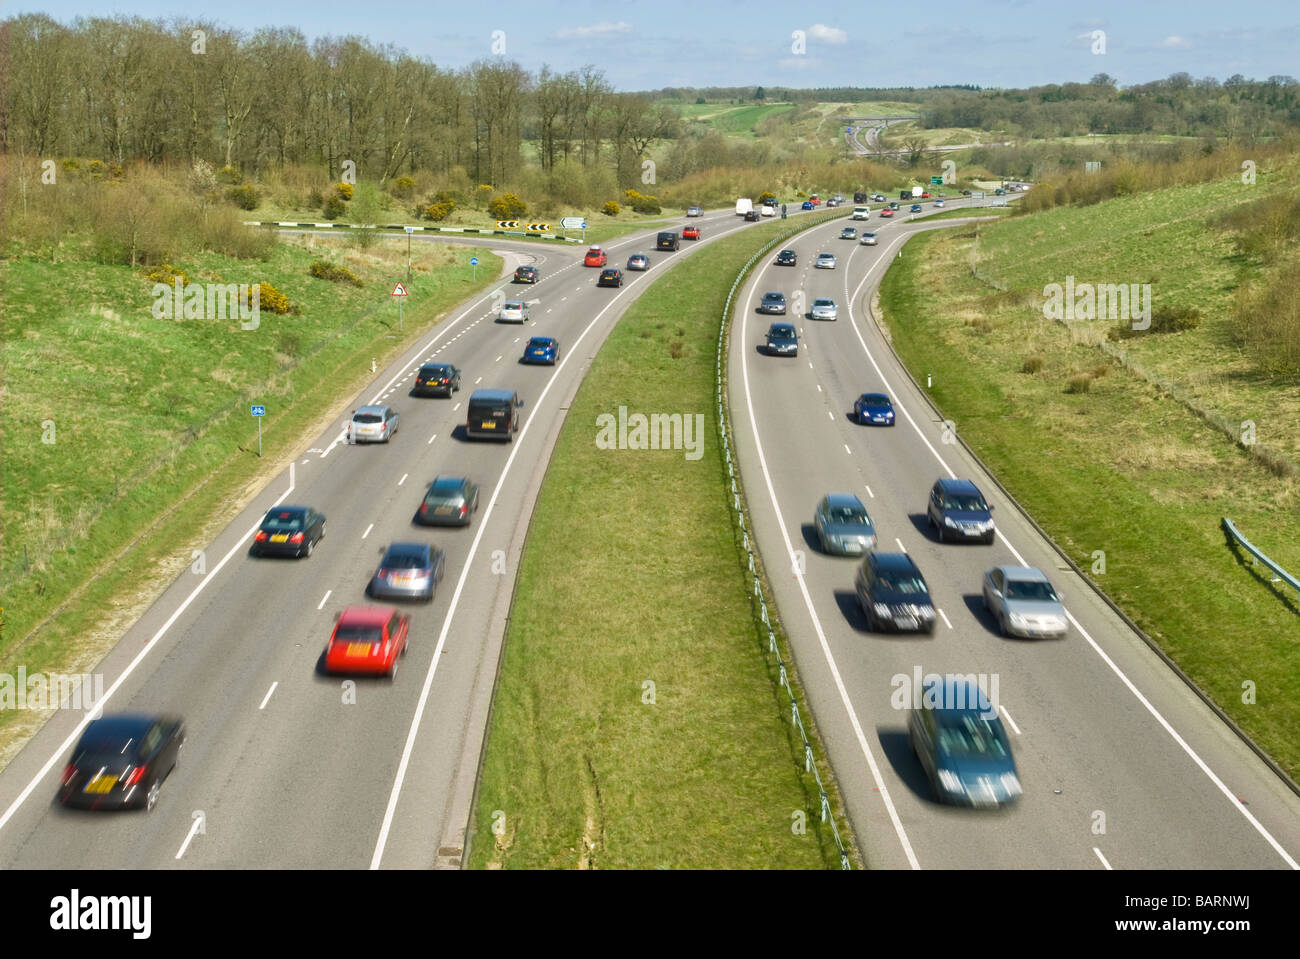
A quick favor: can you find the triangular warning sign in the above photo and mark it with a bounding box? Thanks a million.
[391,282,408,296]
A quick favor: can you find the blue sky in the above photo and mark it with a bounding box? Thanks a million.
[16,0,1300,91]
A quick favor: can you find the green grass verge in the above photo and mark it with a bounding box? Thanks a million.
[0,235,500,751]
[467,216,854,869]
[877,191,1300,781]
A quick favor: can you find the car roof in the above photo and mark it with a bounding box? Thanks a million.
[431,475,467,491]
[814,297,835,303]
[860,392,891,403]
[383,541,432,559]
[265,505,308,518]
[529,336,555,344]
[869,551,919,572]
[79,714,161,741]
[996,565,1049,583]
[355,405,390,416]
[420,361,452,369]
[921,676,995,716]
[470,388,516,402]
[337,605,398,626]
[824,492,866,510]
[763,291,785,298]
[937,477,982,495]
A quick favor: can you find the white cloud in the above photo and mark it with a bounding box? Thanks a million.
[554,21,633,40]
[808,24,848,45]
[1161,35,1192,48]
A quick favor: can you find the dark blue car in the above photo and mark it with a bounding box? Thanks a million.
[910,203,922,212]
[854,392,895,426]
[522,336,559,365]
[908,676,1021,807]
[801,200,815,210]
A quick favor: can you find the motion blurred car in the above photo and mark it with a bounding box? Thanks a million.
[325,605,409,678]
[58,714,184,812]
[252,505,326,558]
[927,477,995,544]
[760,204,776,216]
[961,189,973,196]
[743,209,760,221]
[855,550,936,634]
[682,225,701,240]
[871,193,886,202]
[934,199,945,207]
[498,300,529,323]
[513,265,538,283]
[775,249,797,266]
[765,322,798,356]
[840,227,857,240]
[759,291,787,315]
[826,198,840,207]
[414,362,461,396]
[908,676,1021,807]
[813,493,877,556]
[523,336,560,364]
[910,204,923,212]
[921,191,931,198]
[627,253,650,271]
[584,246,607,267]
[879,208,895,218]
[350,405,399,443]
[416,475,480,527]
[982,566,1068,639]
[686,205,703,217]
[801,200,815,210]
[368,543,446,603]
[854,392,895,425]
[814,252,837,269]
[810,297,838,321]
[859,232,878,246]
[597,268,624,287]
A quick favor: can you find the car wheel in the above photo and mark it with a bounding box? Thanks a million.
[817,530,828,554]
[319,522,326,540]
[389,658,399,682]
[304,537,314,558]
[145,780,160,813]
[983,532,995,545]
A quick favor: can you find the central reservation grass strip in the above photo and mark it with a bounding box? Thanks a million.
[468,220,851,868]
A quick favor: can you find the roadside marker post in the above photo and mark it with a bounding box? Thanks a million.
[251,404,266,457]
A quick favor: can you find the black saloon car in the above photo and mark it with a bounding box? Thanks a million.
[58,714,184,812]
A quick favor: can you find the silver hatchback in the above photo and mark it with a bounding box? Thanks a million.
[350,405,399,443]
[982,565,1068,639]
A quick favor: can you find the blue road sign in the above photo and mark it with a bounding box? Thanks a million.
[251,405,266,416]
[470,257,479,266]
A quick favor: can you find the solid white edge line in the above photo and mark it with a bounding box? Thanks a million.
[0,462,297,835]
[737,259,921,871]
[362,523,373,539]
[938,608,953,630]
[999,704,1022,735]
[258,682,278,710]
[1093,847,1112,870]
[844,223,1299,871]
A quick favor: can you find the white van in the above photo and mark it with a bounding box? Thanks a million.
[852,206,870,220]
[735,198,753,217]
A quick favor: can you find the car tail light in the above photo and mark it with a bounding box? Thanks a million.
[419,504,428,514]
[289,532,305,544]
[459,503,468,516]
[254,530,268,542]
[61,763,76,786]
[378,568,390,580]
[126,765,147,787]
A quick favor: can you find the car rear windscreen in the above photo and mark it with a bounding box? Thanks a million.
[354,413,382,423]
[335,625,383,642]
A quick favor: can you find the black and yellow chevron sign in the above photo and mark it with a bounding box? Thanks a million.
[495,220,521,229]
[526,222,551,232]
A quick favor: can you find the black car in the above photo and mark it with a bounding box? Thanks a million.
[765,322,798,356]
[416,475,480,527]
[58,714,184,812]
[774,249,797,266]
[513,265,538,283]
[598,268,623,287]
[252,505,326,558]
[759,291,787,315]
[853,191,867,204]
[413,362,461,397]
[744,209,760,222]
[854,551,937,634]
[656,231,680,251]
[927,477,995,544]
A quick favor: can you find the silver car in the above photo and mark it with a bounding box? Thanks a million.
[498,300,529,323]
[840,227,857,240]
[814,493,877,556]
[814,252,837,269]
[859,232,878,246]
[368,542,446,602]
[350,405,399,443]
[982,566,1068,639]
[810,297,838,321]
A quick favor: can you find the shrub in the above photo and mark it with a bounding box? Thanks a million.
[216,165,243,185]
[757,191,776,204]
[1063,373,1093,394]
[1090,363,1111,377]
[1108,304,1204,340]
[250,281,291,315]
[309,260,364,287]
[623,188,662,214]
[227,184,260,210]
[146,263,189,287]
[335,182,354,201]
[322,195,347,220]
[421,200,455,221]
[603,200,621,216]
[474,184,494,208]
[307,187,323,208]
[1020,355,1045,374]
[487,192,527,219]
[391,176,416,197]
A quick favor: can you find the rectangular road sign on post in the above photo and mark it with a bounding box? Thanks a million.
[930,176,943,185]
[560,217,587,229]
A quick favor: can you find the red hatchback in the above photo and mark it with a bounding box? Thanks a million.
[682,225,701,240]
[584,246,607,267]
[325,606,410,679]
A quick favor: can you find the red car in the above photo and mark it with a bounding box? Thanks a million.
[921,191,931,198]
[325,606,410,679]
[880,208,895,217]
[682,225,701,240]
[584,246,607,267]
[810,194,820,205]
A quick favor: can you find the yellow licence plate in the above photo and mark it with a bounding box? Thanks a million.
[347,642,372,657]
[270,534,289,543]
[481,421,496,429]
[83,776,116,794]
